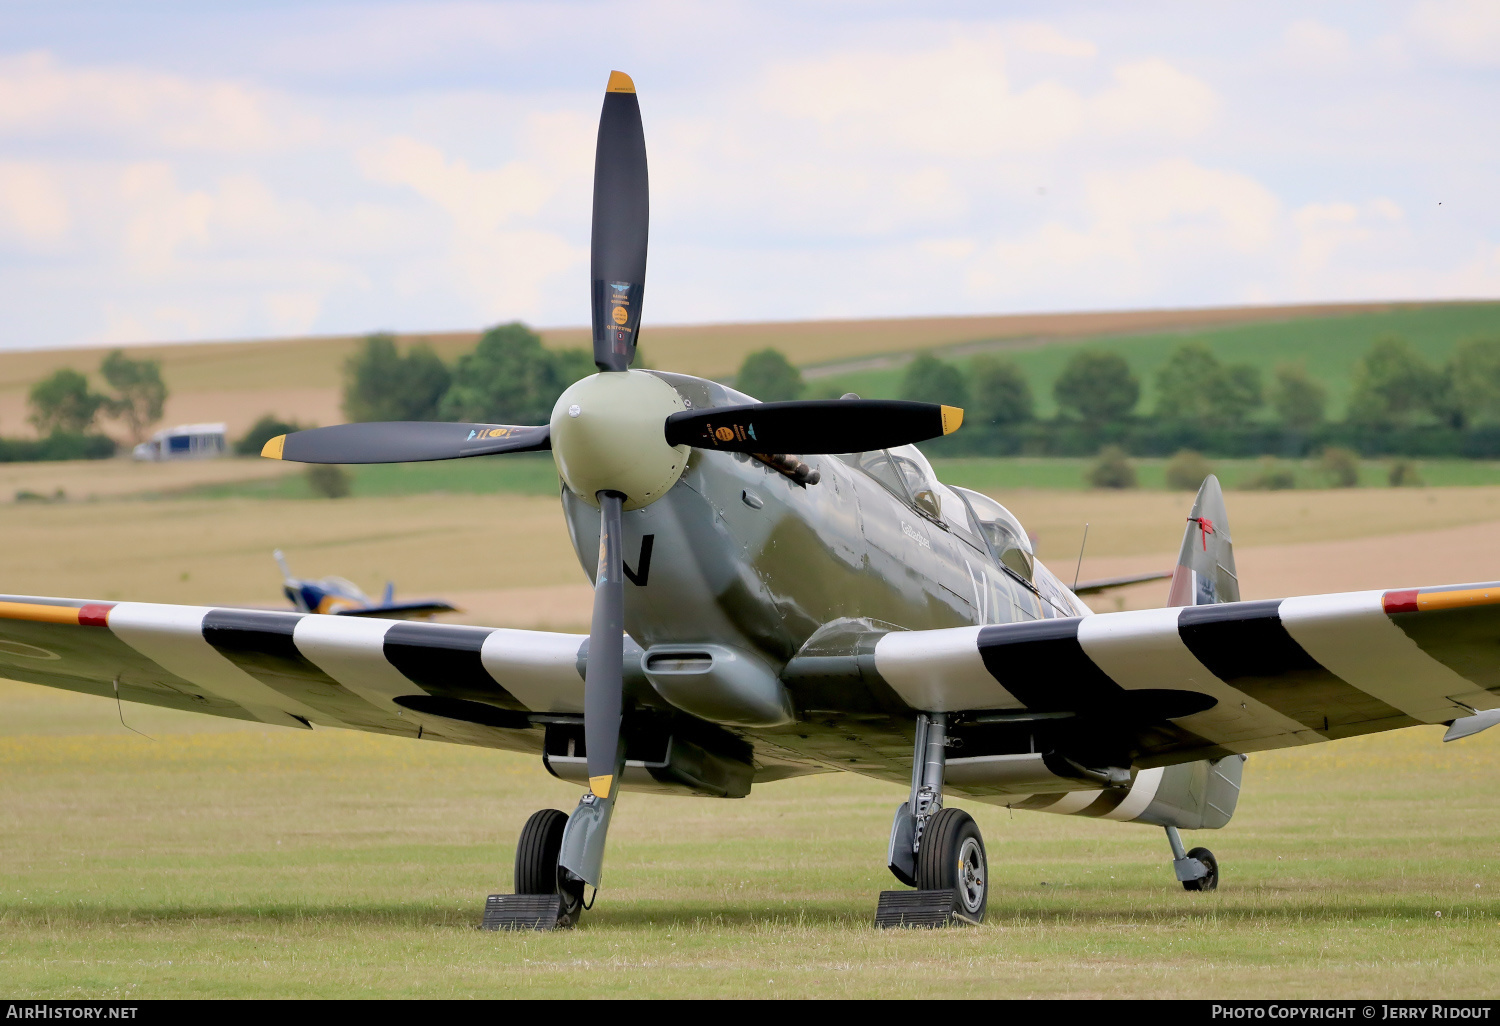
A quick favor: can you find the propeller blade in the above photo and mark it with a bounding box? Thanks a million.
[663,399,963,455]
[261,422,550,464]
[591,71,649,373]
[583,490,626,797]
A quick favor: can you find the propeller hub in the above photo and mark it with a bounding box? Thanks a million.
[550,371,690,510]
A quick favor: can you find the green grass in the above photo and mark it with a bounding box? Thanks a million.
[815,303,1500,418]
[0,686,1495,998]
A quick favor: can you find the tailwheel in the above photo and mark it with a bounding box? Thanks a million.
[1181,846,1219,892]
[915,807,988,923]
[515,809,585,926]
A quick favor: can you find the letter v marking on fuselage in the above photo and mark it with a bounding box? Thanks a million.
[623,534,655,586]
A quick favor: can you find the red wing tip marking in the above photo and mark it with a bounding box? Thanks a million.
[1383,589,1420,614]
[1383,585,1500,615]
[78,603,114,627]
[0,600,115,626]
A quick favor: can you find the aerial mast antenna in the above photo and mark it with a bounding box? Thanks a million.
[1072,523,1090,590]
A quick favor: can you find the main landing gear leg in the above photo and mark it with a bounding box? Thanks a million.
[876,713,988,927]
[1166,825,1218,892]
[479,808,587,931]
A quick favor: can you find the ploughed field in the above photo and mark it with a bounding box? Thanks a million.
[1,474,1498,997]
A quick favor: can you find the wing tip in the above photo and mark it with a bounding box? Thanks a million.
[261,434,286,460]
[940,405,964,435]
[606,70,636,94]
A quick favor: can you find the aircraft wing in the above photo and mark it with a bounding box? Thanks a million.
[861,582,1500,766]
[336,600,460,619]
[0,595,586,751]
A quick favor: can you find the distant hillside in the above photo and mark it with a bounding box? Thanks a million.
[0,300,1492,441]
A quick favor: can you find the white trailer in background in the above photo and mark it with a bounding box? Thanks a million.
[132,422,227,461]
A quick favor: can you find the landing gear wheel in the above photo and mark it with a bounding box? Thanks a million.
[915,807,987,922]
[1181,846,1218,892]
[514,809,585,926]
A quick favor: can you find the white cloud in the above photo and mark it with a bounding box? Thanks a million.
[359,136,555,228]
[0,51,317,152]
[0,161,70,245]
[1281,20,1355,71]
[1007,22,1098,60]
[1090,59,1218,137]
[960,159,1280,305]
[1410,0,1500,65]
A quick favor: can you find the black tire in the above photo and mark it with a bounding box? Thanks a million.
[915,807,987,922]
[514,809,584,925]
[1182,846,1218,892]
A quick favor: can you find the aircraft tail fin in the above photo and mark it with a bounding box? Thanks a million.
[381,581,395,605]
[273,548,294,585]
[1167,474,1238,606]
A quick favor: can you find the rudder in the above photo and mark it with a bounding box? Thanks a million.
[1167,474,1238,606]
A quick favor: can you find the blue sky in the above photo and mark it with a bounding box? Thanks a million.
[0,1,1497,349]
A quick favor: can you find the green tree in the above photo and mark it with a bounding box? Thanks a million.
[1218,364,1264,425]
[439,322,592,425]
[1054,350,1139,425]
[1087,445,1137,489]
[1153,342,1262,426]
[1153,342,1221,422]
[28,368,106,435]
[1165,449,1213,491]
[1347,335,1446,427]
[1317,446,1360,488]
[1448,337,1500,426]
[1270,362,1328,431]
[735,348,803,402]
[343,333,452,422]
[99,350,167,444]
[900,353,969,408]
[969,355,1033,426]
[306,464,352,498]
[1242,456,1296,491]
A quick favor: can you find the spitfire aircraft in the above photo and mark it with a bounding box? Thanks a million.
[274,549,458,620]
[3,71,1500,929]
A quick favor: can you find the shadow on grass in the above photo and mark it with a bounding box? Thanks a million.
[0,895,1490,932]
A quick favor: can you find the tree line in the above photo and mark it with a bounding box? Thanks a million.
[1,351,168,462]
[737,335,1500,459]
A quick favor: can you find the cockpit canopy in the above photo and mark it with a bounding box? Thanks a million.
[952,487,1035,582]
[842,446,1035,581]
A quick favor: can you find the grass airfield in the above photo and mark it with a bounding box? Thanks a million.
[1,461,1499,997]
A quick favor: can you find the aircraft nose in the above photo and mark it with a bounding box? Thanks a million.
[549,370,690,511]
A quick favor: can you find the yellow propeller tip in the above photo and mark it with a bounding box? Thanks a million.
[940,406,964,435]
[606,70,636,93]
[260,434,286,460]
[588,774,614,798]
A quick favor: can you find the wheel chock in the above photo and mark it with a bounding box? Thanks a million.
[480,893,565,931]
[874,889,975,929]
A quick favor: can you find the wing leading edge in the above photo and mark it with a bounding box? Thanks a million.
[867,581,1500,766]
[0,595,587,752]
